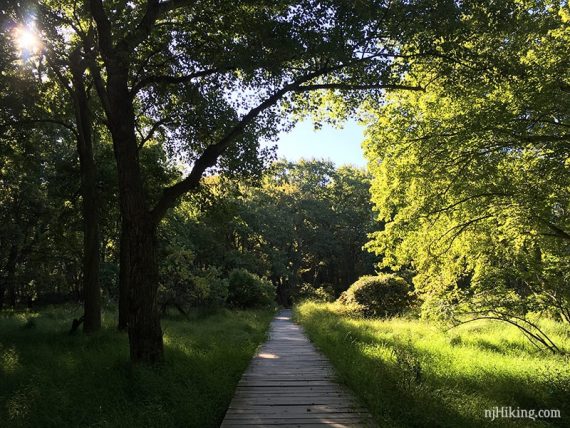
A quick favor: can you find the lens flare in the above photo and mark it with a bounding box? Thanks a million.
[14,24,41,55]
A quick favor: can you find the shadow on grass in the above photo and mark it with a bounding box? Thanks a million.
[296,305,569,428]
[0,308,274,428]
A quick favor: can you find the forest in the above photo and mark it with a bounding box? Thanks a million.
[1,0,569,427]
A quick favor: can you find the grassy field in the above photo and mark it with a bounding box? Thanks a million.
[0,306,274,428]
[295,302,570,428]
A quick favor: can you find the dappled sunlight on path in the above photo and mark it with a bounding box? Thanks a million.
[221,309,374,427]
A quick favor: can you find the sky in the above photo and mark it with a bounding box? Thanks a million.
[268,119,367,168]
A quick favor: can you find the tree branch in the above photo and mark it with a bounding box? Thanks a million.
[150,57,422,223]
[120,0,162,51]
[294,83,424,92]
[150,65,344,223]
[81,28,112,119]
[425,192,509,216]
[537,218,570,241]
[121,0,198,52]
[138,118,170,150]
[87,0,114,58]
[131,67,222,95]
[429,215,493,257]
[0,118,78,138]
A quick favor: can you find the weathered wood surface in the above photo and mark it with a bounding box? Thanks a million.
[221,309,374,427]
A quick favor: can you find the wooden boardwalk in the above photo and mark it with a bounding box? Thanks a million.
[221,309,374,427]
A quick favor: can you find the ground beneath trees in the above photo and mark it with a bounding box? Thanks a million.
[0,307,273,427]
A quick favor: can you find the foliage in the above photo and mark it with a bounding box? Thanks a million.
[1,0,567,365]
[2,0,454,361]
[292,283,335,303]
[363,2,570,324]
[296,302,570,428]
[0,306,274,427]
[158,250,229,313]
[192,267,230,308]
[227,269,275,309]
[160,160,377,305]
[340,274,412,318]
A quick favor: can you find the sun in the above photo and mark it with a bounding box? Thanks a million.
[14,24,41,54]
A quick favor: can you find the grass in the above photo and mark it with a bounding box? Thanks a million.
[0,305,274,428]
[294,301,570,428]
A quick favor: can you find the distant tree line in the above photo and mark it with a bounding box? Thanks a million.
[0,147,376,309]
[159,159,377,308]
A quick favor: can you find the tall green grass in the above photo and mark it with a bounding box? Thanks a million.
[0,306,274,427]
[295,302,570,428]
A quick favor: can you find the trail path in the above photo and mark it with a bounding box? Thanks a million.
[221,309,374,427]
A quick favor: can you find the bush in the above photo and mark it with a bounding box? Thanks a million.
[227,269,275,308]
[292,283,335,303]
[339,274,412,317]
[159,250,229,314]
[190,267,229,307]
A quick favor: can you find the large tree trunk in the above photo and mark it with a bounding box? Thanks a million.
[70,50,101,334]
[106,62,164,363]
[118,217,130,331]
[125,218,163,363]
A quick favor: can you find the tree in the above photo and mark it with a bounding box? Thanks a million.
[81,0,442,363]
[0,93,86,310]
[161,160,377,306]
[364,2,570,328]
[1,3,103,332]
[5,0,466,362]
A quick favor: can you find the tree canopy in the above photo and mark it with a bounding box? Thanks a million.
[364,1,570,326]
[3,0,567,362]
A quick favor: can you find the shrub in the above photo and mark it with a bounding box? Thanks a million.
[227,269,275,308]
[190,267,229,307]
[340,274,412,317]
[159,250,229,314]
[292,283,335,303]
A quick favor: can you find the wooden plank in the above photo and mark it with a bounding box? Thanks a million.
[229,398,351,406]
[224,415,369,422]
[223,423,365,428]
[224,413,367,420]
[236,382,344,388]
[220,309,375,427]
[223,422,366,428]
[235,386,344,390]
[224,409,368,415]
[233,394,348,399]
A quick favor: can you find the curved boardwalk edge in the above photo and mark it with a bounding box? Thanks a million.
[221,309,375,427]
